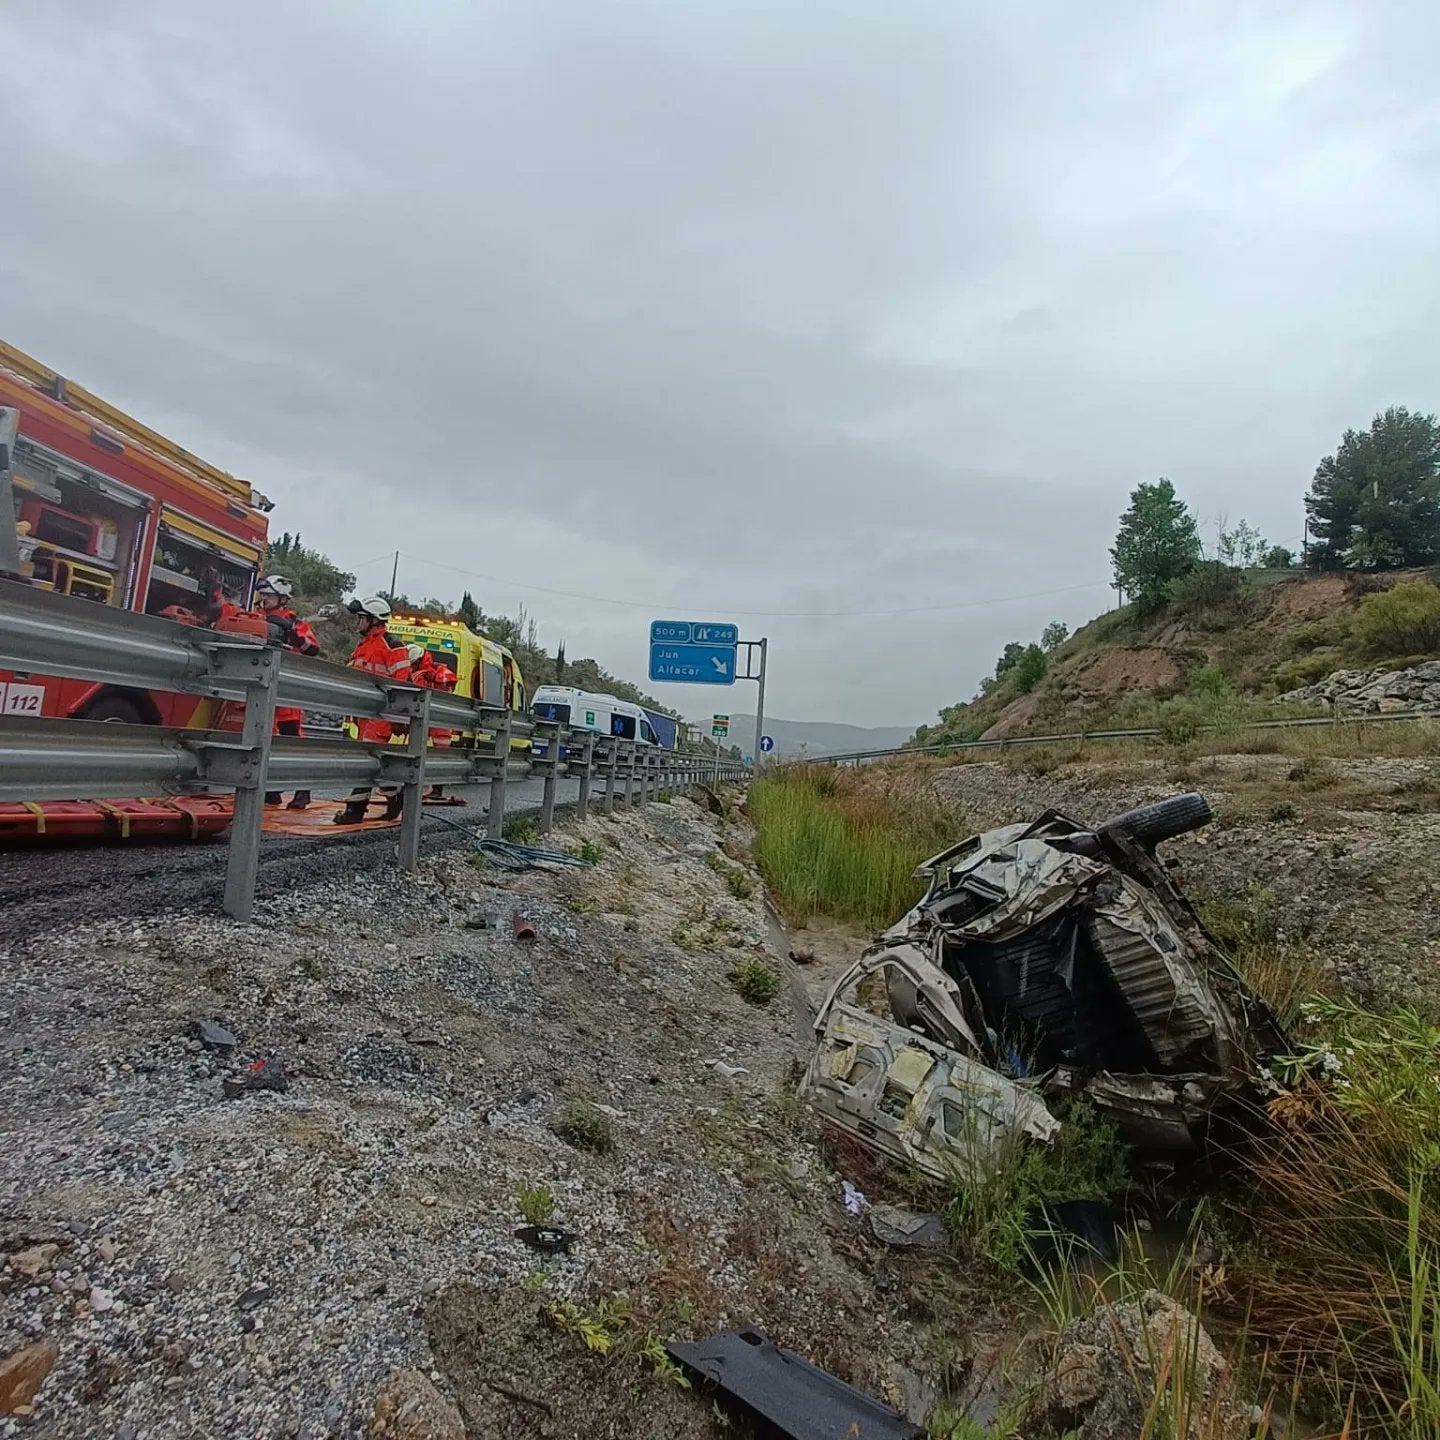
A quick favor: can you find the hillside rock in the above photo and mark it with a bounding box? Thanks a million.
[1029,1291,1245,1440]
[1278,660,1440,714]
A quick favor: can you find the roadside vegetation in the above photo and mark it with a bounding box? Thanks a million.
[747,764,953,929]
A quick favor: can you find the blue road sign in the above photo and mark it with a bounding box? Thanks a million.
[759,735,775,753]
[650,620,692,644]
[692,622,739,645]
[649,642,737,685]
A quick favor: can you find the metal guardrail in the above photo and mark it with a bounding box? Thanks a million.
[802,708,1440,766]
[0,579,747,919]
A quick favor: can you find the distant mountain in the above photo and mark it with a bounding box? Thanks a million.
[689,712,911,759]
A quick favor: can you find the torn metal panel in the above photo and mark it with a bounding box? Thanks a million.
[667,1329,921,1440]
[804,952,1059,1184]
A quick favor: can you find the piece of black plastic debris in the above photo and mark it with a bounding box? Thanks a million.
[222,1057,289,1100]
[236,1283,273,1312]
[403,1029,444,1047]
[195,1018,237,1050]
[463,915,493,930]
[867,1205,946,1249]
[515,1225,577,1255]
[667,1330,920,1440]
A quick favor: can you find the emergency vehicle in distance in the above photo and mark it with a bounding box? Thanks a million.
[1,339,275,840]
[529,685,671,758]
[360,612,531,752]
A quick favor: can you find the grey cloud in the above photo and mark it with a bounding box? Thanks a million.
[2,0,1438,726]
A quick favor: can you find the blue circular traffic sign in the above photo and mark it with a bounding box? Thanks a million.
[759,735,775,752]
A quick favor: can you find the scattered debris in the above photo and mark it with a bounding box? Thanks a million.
[867,1205,946,1249]
[512,911,537,941]
[194,1018,237,1050]
[0,1339,58,1416]
[841,1181,868,1216]
[403,1028,445,1047]
[514,1224,578,1255]
[462,914,493,930]
[667,1329,920,1440]
[804,794,1290,1175]
[708,1060,749,1079]
[236,1283,274,1312]
[222,1056,289,1100]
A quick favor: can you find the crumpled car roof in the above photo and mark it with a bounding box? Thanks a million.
[803,794,1288,1173]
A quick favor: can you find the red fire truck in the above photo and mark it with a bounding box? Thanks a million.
[1,339,272,837]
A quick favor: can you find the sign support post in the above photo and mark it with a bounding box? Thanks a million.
[751,636,768,772]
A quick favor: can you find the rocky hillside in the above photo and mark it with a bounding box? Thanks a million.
[918,568,1440,743]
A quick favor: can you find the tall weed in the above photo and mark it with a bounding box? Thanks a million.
[748,765,953,929]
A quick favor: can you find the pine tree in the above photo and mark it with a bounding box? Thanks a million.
[1305,408,1440,569]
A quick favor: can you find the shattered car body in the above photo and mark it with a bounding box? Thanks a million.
[803,795,1289,1176]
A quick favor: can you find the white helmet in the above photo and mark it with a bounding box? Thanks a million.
[406,644,425,664]
[257,575,293,598]
[346,594,392,621]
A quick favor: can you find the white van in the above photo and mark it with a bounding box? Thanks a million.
[530,686,662,756]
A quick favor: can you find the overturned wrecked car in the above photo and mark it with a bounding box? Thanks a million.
[802,794,1289,1180]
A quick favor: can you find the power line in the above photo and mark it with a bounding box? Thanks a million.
[401,552,1112,619]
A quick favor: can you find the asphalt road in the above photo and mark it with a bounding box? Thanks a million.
[0,773,588,942]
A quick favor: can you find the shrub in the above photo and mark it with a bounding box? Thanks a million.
[1354,579,1440,656]
[573,838,605,865]
[504,814,539,844]
[1273,650,1343,691]
[551,1100,614,1153]
[724,866,756,900]
[1010,643,1048,695]
[730,956,781,1005]
[515,1183,556,1224]
[1166,560,1247,611]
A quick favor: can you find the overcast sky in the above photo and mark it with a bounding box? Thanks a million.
[3,1,1437,729]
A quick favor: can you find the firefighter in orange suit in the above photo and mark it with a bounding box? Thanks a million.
[406,644,458,801]
[256,575,321,810]
[333,595,412,825]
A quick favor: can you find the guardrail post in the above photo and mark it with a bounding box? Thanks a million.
[575,733,594,820]
[623,742,637,808]
[387,687,430,873]
[603,741,619,815]
[537,720,561,836]
[221,646,281,923]
[487,709,512,840]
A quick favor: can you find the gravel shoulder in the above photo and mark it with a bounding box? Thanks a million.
[0,793,985,1438]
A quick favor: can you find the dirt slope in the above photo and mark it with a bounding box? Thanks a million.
[934,568,1439,742]
[0,796,991,1437]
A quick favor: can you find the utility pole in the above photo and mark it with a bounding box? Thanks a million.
[389,550,399,601]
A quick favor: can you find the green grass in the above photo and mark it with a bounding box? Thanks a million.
[504,814,539,844]
[551,1099,615,1153]
[515,1183,556,1225]
[748,766,954,929]
[943,1098,1130,1273]
[572,837,605,865]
